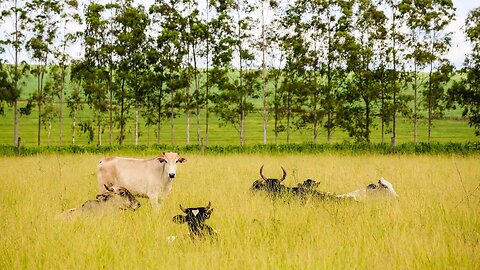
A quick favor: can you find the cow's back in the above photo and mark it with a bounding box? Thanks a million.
[97,157,158,195]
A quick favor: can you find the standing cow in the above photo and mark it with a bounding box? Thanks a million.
[97,152,187,211]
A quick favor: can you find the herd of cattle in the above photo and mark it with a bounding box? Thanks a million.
[62,152,398,241]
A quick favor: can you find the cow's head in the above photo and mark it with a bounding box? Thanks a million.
[366,178,398,197]
[297,179,320,190]
[251,165,286,193]
[173,202,214,226]
[156,152,187,179]
[97,184,141,211]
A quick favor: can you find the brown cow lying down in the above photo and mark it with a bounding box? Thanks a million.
[336,178,398,200]
[61,185,141,216]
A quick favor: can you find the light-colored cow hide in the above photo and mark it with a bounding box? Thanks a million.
[337,177,398,200]
[96,152,186,211]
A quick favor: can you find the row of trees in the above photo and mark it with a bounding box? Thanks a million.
[0,0,479,147]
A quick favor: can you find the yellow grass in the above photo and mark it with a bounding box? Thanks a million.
[0,153,479,269]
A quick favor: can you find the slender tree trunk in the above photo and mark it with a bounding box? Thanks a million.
[413,63,418,145]
[14,100,19,145]
[274,77,278,145]
[427,32,435,144]
[365,99,370,143]
[205,0,210,146]
[120,78,125,145]
[135,104,139,145]
[186,68,190,145]
[428,61,433,144]
[48,118,51,146]
[157,81,163,145]
[13,1,19,146]
[59,66,64,146]
[171,88,174,146]
[37,71,43,146]
[286,86,291,144]
[72,109,76,144]
[97,109,101,146]
[261,1,267,145]
[109,65,113,146]
[390,10,397,151]
[193,44,201,145]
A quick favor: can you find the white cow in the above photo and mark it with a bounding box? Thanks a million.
[337,177,398,200]
[97,152,187,211]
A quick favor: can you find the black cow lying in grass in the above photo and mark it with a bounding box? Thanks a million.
[168,202,218,243]
[250,165,344,202]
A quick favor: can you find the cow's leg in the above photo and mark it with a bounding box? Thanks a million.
[149,195,161,212]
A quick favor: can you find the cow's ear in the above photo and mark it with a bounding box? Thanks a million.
[172,215,187,224]
[177,157,186,163]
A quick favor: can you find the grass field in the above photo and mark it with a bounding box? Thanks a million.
[1,153,479,269]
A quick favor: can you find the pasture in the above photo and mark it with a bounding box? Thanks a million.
[0,153,479,269]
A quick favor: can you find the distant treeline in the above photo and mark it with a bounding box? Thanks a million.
[0,0,479,148]
[1,142,479,157]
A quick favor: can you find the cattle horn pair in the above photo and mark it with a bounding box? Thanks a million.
[179,201,211,213]
[259,165,286,182]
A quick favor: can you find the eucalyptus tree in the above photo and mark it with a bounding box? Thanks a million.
[150,0,189,146]
[213,0,260,146]
[24,0,61,146]
[257,0,278,144]
[265,18,285,144]
[381,0,407,147]
[276,1,312,144]
[342,0,387,142]
[400,0,455,143]
[74,2,110,146]
[181,0,208,145]
[53,0,81,145]
[448,7,480,136]
[66,77,83,144]
[114,2,150,145]
[299,0,352,144]
[0,0,29,146]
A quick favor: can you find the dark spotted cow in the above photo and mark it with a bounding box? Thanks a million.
[168,202,218,242]
[61,184,141,216]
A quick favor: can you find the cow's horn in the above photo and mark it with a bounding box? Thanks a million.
[206,201,211,210]
[179,204,187,214]
[280,166,287,182]
[260,165,267,181]
[104,184,114,192]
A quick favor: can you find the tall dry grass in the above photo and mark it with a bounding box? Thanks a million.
[0,153,479,269]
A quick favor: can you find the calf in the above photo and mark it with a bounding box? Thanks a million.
[62,184,141,216]
[337,178,398,200]
[169,202,218,242]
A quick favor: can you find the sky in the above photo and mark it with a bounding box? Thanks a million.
[446,0,480,67]
[1,0,479,68]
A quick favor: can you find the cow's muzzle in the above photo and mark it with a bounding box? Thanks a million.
[169,173,176,179]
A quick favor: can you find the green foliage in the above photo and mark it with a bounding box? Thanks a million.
[448,7,480,136]
[0,141,478,156]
